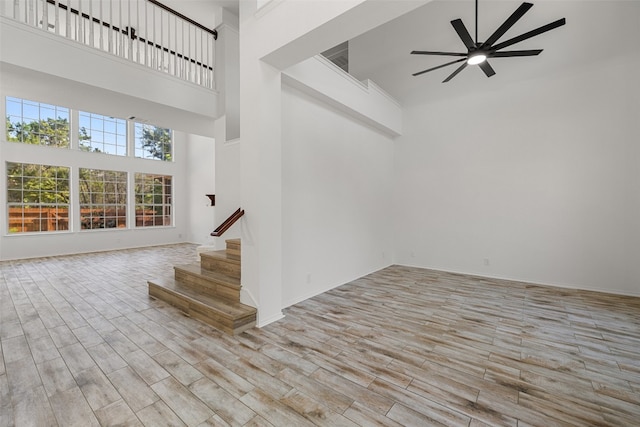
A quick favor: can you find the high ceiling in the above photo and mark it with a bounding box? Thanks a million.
[349,1,640,105]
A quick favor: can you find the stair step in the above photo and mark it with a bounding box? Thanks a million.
[148,278,256,335]
[174,264,240,301]
[200,250,240,279]
[226,238,241,260]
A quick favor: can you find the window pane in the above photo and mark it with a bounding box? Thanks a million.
[79,168,128,230]
[5,97,70,148]
[134,123,173,161]
[79,111,127,156]
[134,173,172,227]
[6,162,70,233]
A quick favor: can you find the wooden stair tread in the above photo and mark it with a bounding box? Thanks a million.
[200,250,240,264]
[149,277,256,319]
[174,264,241,289]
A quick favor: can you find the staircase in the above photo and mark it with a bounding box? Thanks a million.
[148,239,256,335]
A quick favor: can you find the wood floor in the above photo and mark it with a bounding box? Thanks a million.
[1,244,639,426]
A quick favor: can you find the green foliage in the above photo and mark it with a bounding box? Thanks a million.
[6,116,70,147]
[77,127,96,152]
[6,162,70,204]
[138,125,172,161]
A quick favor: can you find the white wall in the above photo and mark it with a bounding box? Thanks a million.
[0,132,189,261]
[213,116,242,247]
[185,133,216,245]
[237,0,424,325]
[393,53,640,296]
[0,17,217,137]
[0,49,214,260]
[281,84,395,307]
[283,55,402,136]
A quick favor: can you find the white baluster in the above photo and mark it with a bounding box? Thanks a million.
[160,9,165,71]
[200,28,204,86]
[66,0,71,40]
[181,18,185,80]
[54,1,59,35]
[40,0,45,30]
[173,14,178,78]
[77,0,82,42]
[89,0,94,48]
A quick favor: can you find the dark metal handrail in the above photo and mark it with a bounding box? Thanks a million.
[211,208,244,237]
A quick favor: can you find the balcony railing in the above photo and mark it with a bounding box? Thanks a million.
[2,0,216,89]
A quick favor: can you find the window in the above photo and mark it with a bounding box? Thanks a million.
[78,112,127,155]
[135,174,172,227]
[79,169,127,230]
[5,97,70,148]
[134,123,172,161]
[4,97,178,235]
[7,162,70,233]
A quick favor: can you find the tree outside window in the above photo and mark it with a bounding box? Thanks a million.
[5,97,70,147]
[134,123,172,161]
[135,173,172,227]
[7,162,70,233]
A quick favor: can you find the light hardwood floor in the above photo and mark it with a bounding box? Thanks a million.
[1,244,639,426]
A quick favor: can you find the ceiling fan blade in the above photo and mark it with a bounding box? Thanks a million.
[482,2,533,48]
[451,19,476,50]
[490,49,543,57]
[443,62,468,83]
[478,61,496,78]
[412,58,467,77]
[492,18,566,51]
[411,50,467,57]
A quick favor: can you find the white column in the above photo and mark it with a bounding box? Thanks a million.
[238,1,284,325]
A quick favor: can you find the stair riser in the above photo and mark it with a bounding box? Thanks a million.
[226,240,240,250]
[199,257,240,279]
[226,247,240,261]
[174,270,240,301]
[225,239,241,261]
[149,283,255,335]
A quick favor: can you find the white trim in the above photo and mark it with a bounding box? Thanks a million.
[396,263,640,298]
[257,311,285,328]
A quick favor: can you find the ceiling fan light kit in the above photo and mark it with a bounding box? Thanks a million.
[411,0,566,82]
[467,53,487,65]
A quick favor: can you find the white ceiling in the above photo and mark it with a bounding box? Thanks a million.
[349,0,640,105]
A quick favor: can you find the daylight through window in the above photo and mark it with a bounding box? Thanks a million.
[4,97,176,234]
[5,97,70,148]
[79,112,127,155]
[79,169,128,230]
[7,162,70,233]
[135,173,172,227]
[135,123,173,161]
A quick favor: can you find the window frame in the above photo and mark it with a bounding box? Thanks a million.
[6,161,71,234]
[5,97,71,148]
[134,122,174,162]
[3,96,178,236]
[79,168,128,231]
[77,111,128,156]
[134,173,173,228]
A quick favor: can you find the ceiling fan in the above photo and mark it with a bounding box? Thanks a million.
[411,0,566,82]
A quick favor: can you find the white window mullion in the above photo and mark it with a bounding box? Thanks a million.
[127,119,135,229]
[70,109,79,150]
[70,161,80,233]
